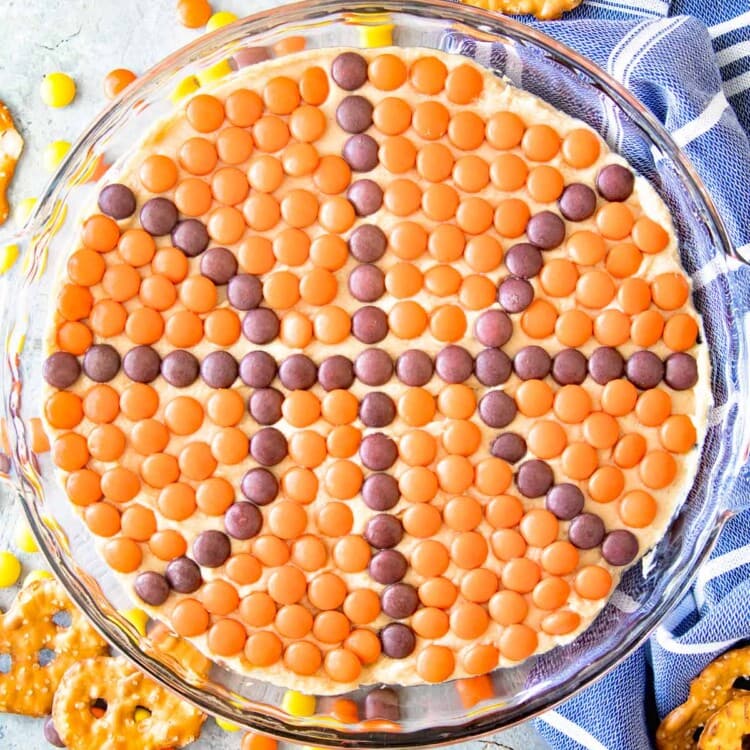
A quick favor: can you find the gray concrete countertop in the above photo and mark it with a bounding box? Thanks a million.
[0,1,551,747]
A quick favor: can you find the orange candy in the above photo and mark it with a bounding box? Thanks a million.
[417,646,455,682]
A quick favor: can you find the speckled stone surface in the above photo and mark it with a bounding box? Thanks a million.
[0,1,551,747]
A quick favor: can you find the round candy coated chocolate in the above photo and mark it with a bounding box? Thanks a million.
[435,345,474,384]
[231,46,270,68]
[331,51,368,90]
[526,211,565,249]
[278,354,317,390]
[172,219,209,257]
[348,263,385,302]
[369,549,408,584]
[588,346,624,385]
[364,686,401,719]
[165,556,202,593]
[200,247,238,285]
[227,274,262,310]
[597,164,634,202]
[82,344,120,383]
[360,432,398,471]
[491,433,527,463]
[602,529,639,565]
[123,345,161,384]
[396,349,434,386]
[362,473,400,511]
[318,355,354,391]
[364,514,403,549]
[352,306,388,344]
[559,183,597,222]
[43,351,81,388]
[347,179,383,216]
[568,513,605,549]
[381,583,419,619]
[664,353,698,390]
[478,390,517,428]
[625,350,664,389]
[343,133,379,171]
[250,427,287,466]
[505,243,543,279]
[192,529,231,568]
[364,692,402,721]
[161,349,199,387]
[336,95,374,134]
[380,622,416,659]
[475,348,512,386]
[242,308,280,344]
[224,501,262,540]
[546,484,585,520]
[498,277,534,313]
[44,718,66,748]
[140,197,178,236]
[134,571,170,606]
[241,467,278,505]
[552,349,588,385]
[248,388,284,425]
[98,183,136,220]
[516,459,554,498]
[513,345,551,380]
[200,351,238,388]
[360,392,396,427]
[349,224,387,262]
[239,351,276,388]
[474,309,512,348]
[354,348,393,386]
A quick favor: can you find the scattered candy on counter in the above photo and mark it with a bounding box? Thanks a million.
[42,140,71,173]
[0,243,19,275]
[215,717,241,732]
[0,551,21,587]
[39,72,76,108]
[16,522,40,553]
[242,733,278,750]
[14,196,36,225]
[121,606,149,636]
[0,102,24,226]
[103,68,137,100]
[282,690,316,717]
[177,0,213,29]
[206,10,238,31]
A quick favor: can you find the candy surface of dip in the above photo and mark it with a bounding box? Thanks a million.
[42,47,706,692]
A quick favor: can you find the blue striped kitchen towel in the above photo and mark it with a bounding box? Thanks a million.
[489,2,750,748]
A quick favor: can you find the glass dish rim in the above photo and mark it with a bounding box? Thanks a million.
[1,0,741,745]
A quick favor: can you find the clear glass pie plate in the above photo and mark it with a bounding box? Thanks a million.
[0,0,746,745]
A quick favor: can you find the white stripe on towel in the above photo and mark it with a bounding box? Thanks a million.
[709,10,750,40]
[715,39,750,67]
[654,627,737,654]
[541,710,610,750]
[671,91,729,147]
[724,70,750,98]
[695,544,750,609]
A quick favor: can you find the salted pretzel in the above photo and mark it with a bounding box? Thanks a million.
[52,655,206,750]
[459,0,583,20]
[656,646,750,750]
[0,579,108,717]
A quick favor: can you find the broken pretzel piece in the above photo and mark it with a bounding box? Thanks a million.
[459,0,583,20]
